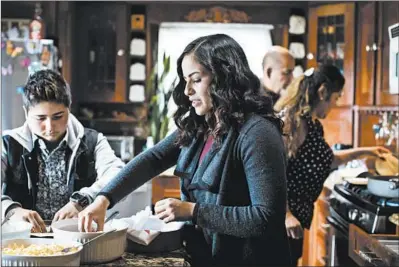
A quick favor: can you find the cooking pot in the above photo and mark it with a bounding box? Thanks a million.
[358,171,399,198]
[367,175,399,198]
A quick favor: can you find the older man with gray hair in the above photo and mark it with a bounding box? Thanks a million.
[261,46,295,104]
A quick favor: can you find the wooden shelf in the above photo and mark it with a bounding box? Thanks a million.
[130,55,146,60]
[129,80,146,84]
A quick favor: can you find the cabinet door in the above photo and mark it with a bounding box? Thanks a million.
[376,1,399,106]
[319,107,353,146]
[356,2,377,106]
[75,2,128,103]
[308,3,355,107]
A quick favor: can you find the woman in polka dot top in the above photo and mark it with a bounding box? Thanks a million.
[275,64,390,266]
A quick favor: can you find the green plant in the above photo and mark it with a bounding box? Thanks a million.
[146,52,177,144]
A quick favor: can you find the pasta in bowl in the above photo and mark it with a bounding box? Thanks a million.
[2,243,79,256]
[1,238,83,267]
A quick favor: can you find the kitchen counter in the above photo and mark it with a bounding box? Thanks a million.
[82,249,190,267]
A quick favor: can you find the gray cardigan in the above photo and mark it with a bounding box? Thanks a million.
[99,114,290,266]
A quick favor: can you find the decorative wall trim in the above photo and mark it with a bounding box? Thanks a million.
[185,6,251,23]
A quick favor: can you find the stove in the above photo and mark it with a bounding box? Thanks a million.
[329,182,399,234]
[327,182,399,266]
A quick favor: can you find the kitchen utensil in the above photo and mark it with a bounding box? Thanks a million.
[1,216,10,226]
[1,238,83,267]
[52,218,128,264]
[61,228,117,253]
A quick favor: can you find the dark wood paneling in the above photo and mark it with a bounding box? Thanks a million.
[355,2,377,106]
[146,2,306,25]
[1,1,57,37]
[56,2,76,108]
[376,1,399,106]
[1,1,36,19]
[114,5,129,102]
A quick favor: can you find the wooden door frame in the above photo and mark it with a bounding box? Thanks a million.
[308,3,355,107]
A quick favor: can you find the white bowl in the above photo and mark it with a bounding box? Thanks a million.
[2,221,32,240]
[52,218,129,264]
[1,238,83,267]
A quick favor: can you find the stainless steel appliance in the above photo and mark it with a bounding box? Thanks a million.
[1,37,59,131]
[326,181,399,266]
[349,224,398,267]
[388,23,399,94]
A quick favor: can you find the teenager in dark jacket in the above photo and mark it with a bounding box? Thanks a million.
[78,34,290,266]
[1,70,124,232]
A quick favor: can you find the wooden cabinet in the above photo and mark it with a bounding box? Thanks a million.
[307,3,355,146]
[356,2,377,106]
[308,3,355,107]
[152,175,180,204]
[356,1,399,106]
[375,1,399,106]
[74,2,129,103]
[301,187,332,267]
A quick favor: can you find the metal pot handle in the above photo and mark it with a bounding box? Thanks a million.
[388,178,399,190]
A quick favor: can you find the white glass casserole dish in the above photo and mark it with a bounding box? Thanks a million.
[52,218,129,264]
[1,238,83,267]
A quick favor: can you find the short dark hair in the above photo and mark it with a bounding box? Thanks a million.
[23,69,71,110]
[173,34,283,147]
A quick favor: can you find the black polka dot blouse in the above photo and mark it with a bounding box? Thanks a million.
[286,114,334,229]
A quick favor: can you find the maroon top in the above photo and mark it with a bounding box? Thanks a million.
[199,135,214,164]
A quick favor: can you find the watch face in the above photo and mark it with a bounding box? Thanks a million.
[71,193,89,208]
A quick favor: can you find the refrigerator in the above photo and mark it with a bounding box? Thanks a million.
[1,38,59,132]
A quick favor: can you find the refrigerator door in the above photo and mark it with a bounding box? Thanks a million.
[1,39,58,131]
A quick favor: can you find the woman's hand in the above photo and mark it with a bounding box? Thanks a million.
[285,211,303,239]
[8,207,46,233]
[362,146,391,158]
[154,198,196,223]
[78,196,110,232]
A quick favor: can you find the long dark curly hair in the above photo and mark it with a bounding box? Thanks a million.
[275,64,345,157]
[172,34,283,147]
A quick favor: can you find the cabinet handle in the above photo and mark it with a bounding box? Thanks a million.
[306,53,314,60]
[366,45,371,52]
[372,43,378,51]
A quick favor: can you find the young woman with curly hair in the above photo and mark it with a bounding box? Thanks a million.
[275,64,390,266]
[78,34,290,266]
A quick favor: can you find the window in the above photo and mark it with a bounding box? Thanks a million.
[158,22,274,93]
